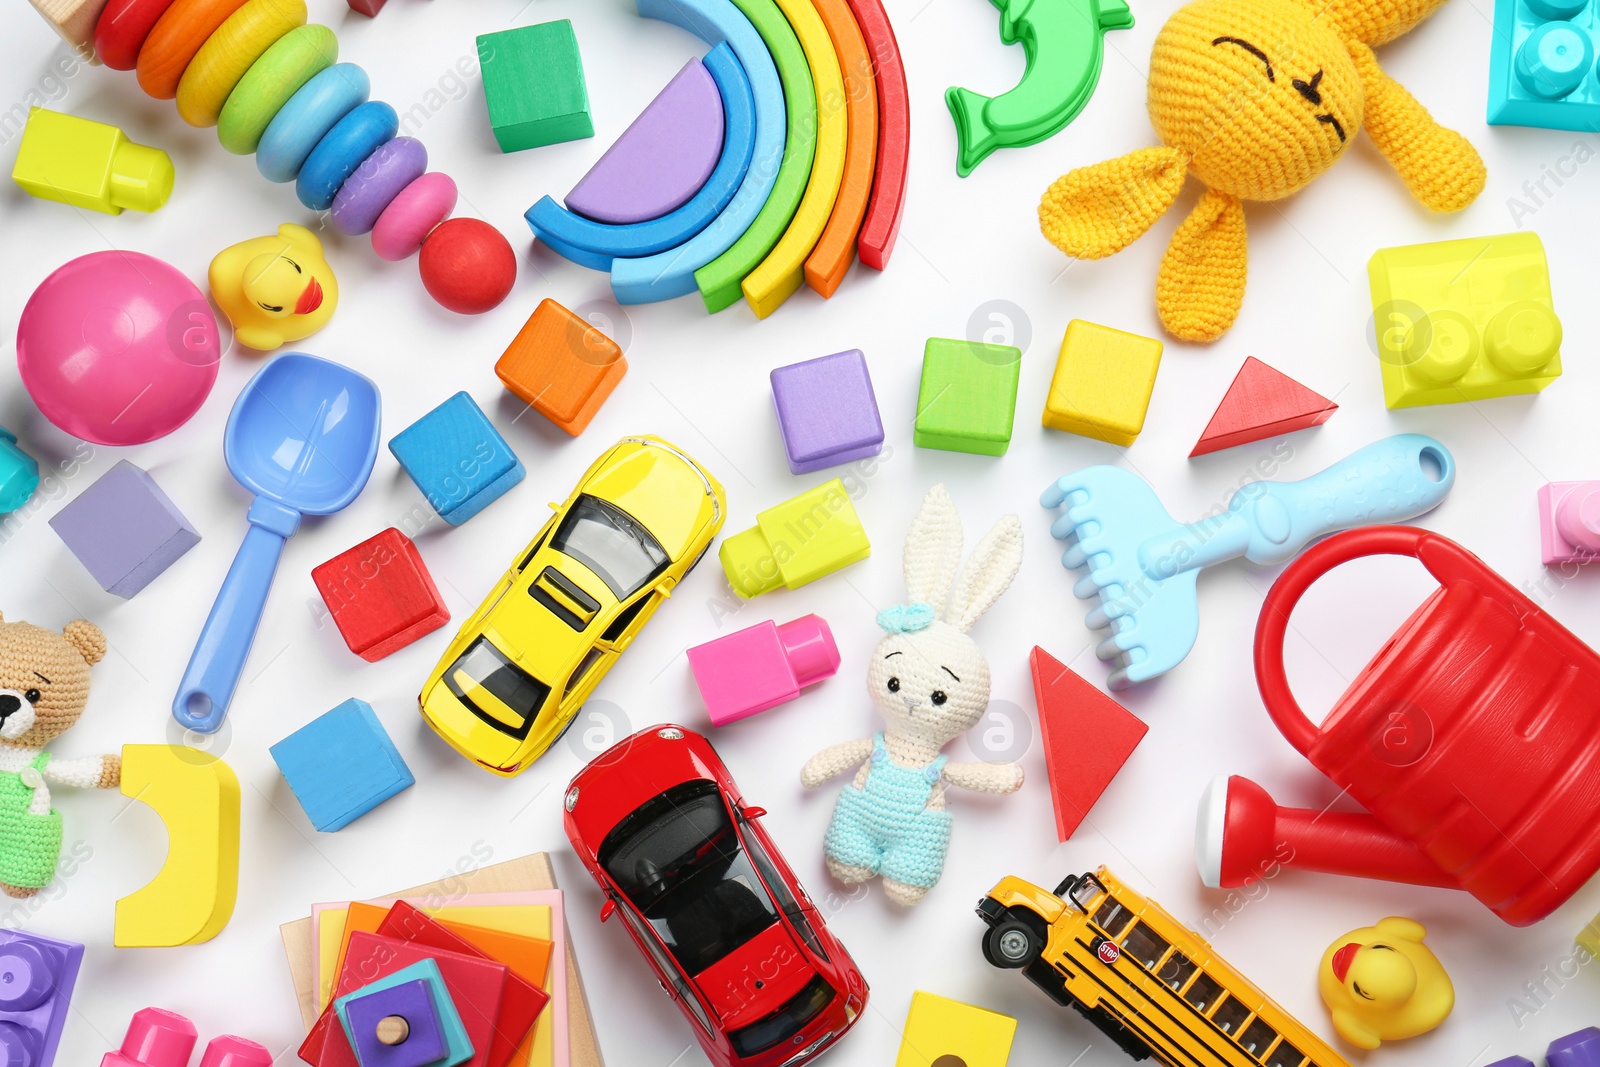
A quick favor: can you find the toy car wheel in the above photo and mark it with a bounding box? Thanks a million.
[984,919,1041,969]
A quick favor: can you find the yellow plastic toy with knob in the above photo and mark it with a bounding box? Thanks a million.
[1317,916,1455,1049]
[1038,0,1486,343]
[208,222,339,351]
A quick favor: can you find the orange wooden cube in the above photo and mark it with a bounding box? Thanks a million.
[494,298,626,435]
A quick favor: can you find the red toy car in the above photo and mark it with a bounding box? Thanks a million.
[563,725,866,1067]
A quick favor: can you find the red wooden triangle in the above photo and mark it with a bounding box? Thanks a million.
[1030,646,1148,841]
[1190,357,1337,457]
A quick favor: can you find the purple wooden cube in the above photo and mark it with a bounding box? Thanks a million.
[49,460,199,598]
[1550,1027,1600,1067]
[769,349,884,475]
[343,978,445,1067]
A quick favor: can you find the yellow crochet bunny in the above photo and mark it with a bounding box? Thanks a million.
[1039,0,1486,342]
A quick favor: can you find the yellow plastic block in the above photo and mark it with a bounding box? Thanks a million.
[1578,910,1600,958]
[1042,319,1163,446]
[719,477,869,597]
[114,744,240,947]
[894,991,1016,1067]
[11,107,174,215]
[1369,232,1562,408]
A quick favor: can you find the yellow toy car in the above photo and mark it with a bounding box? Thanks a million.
[420,436,726,776]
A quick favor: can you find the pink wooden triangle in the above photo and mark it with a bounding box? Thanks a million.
[1190,357,1337,457]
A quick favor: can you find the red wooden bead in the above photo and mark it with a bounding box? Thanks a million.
[95,0,179,70]
[346,0,387,14]
[310,528,448,662]
[418,218,516,315]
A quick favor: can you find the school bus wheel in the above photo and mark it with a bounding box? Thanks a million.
[984,917,1043,968]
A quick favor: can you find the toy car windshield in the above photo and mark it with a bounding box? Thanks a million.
[599,780,780,973]
[442,636,552,739]
[552,495,670,598]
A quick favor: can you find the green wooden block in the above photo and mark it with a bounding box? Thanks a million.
[914,338,1021,456]
[477,20,593,153]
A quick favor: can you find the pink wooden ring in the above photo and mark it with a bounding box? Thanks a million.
[371,172,457,261]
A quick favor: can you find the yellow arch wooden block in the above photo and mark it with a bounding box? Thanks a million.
[894,991,1017,1067]
[741,0,849,318]
[114,744,241,947]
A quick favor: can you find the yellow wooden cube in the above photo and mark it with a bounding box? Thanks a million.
[894,991,1017,1067]
[1042,320,1163,446]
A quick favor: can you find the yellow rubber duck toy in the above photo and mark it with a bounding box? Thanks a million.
[208,223,338,351]
[1318,916,1455,1049]
[1038,0,1486,342]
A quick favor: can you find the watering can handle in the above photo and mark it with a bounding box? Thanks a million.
[1254,525,1483,756]
[172,501,297,734]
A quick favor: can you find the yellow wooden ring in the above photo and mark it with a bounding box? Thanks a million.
[740,0,849,318]
[175,0,307,128]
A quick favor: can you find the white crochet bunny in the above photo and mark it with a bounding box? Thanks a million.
[801,484,1025,906]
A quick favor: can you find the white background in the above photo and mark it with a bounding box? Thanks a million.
[2,0,1599,1064]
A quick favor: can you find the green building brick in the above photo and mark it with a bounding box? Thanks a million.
[477,21,593,153]
[914,337,1022,456]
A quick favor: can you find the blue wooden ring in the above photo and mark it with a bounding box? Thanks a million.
[608,0,785,304]
[525,43,755,271]
[296,100,399,210]
[256,63,370,183]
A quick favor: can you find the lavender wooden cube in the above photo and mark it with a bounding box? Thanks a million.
[769,350,884,475]
[49,460,199,597]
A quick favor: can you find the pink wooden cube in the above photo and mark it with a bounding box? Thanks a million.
[1539,481,1600,565]
[687,615,839,726]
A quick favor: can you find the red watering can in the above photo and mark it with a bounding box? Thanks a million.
[1199,526,1600,927]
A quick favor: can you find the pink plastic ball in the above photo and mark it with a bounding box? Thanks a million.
[17,251,221,446]
[418,218,516,315]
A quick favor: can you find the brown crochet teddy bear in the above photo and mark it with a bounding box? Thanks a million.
[0,612,120,898]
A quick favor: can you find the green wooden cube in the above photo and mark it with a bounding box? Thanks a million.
[477,21,593,153]
[914,338,1021,456]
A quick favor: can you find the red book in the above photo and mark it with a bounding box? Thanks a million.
[298,931,508,1067]
[377,901,548,1067]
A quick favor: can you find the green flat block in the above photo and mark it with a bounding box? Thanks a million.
[914,338,1021,456]
[477,20,593,153]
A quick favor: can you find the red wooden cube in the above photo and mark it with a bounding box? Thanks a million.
[312,529,449,662]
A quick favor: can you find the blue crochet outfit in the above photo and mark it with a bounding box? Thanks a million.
[823,733,953,890]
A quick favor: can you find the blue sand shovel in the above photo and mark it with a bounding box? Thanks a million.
[1041,434,1456,690]
[173,353,380,734]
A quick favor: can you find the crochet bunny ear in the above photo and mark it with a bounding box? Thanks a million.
[945,515,1023,634]
[1039,146,1190,260]
[1156,188,1248,342]
[904,484,963,611]
[1349,42,1485,213]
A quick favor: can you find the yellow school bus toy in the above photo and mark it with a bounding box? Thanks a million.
[976,868,1350,1067]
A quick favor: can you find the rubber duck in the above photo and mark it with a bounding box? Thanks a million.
[209,223,338,351]
[1318,916,1454,1049]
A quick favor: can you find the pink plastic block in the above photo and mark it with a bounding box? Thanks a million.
[198,1036,273,1067]
[1540,481,1600,565]
[101,1007,197,1067]
[687,615,839,726]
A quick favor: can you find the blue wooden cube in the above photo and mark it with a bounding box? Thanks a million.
[270,699,414,832]
[388,393,524,526]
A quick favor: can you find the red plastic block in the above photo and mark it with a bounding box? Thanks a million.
[1189,357,1337,457]
[299,932,508,1067]
[1030,646,1147,840]
[347,0,387,14]
[311,528,449,662]
[377,902,547,1067]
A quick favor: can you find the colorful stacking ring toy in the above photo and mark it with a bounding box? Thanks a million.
[95,0,516,314]
[527,0,909,318]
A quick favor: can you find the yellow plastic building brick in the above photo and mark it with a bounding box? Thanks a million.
[1369,232,1562,408]
[1041,319,1163,446]
[114,744,241,947]
[12,107,173,215]
[1578,910,1600,959]
[895,991,1017,1067]
[719,478,869,597]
